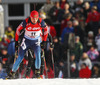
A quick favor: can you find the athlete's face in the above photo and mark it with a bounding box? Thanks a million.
[30,17,38,24]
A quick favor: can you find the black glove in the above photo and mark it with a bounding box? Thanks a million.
[50,43,54,48]
[41,41,46,49]
[15,41,18,52]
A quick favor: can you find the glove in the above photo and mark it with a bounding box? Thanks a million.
[50,43,54,48]
[41,41,46,49]
[15,41,18,52]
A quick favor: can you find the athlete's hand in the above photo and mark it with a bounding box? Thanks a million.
[50,43,54,48]
[41,41,46,49]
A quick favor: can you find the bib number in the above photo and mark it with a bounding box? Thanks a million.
[31,32,36,37]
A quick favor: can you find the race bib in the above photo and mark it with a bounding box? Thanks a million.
[25,30,41,38]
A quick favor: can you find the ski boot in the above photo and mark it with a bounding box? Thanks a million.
[6,71,16,79]
[35,69,41,79]
[25,67,31,78]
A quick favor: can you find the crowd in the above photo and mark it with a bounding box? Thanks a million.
[0,0,100,79]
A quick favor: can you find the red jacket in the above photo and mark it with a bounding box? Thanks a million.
[79,66,91,78]
[86,11,100,23]
[60,19,70,34]
[48,26,56,38]
[60,1,66,9]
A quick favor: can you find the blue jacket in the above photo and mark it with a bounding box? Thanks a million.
[90,1,100,12]
[0,70,7,79]
[7,39,15,56]
[61,27,74,42]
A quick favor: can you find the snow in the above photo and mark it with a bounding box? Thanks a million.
[0,78,100,85]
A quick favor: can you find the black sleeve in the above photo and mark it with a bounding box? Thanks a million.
[18,20,27,43]
[48,33,53,43]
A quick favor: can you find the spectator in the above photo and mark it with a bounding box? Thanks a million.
[40,0,54,18]
[60,0,68,9]
[7,36,15,64]
[91,64,100,78]
[60,13,72,34]
[72,0,84,13]
[86,6,100,36]
[53,37,62,63]
[0,63,7,79]
[70,54,78,78]
[53,38,68,78]
[87,46,99,62]
[95,28,100,61]
[7,36,15,56]
[55,60,67,78]
[58,3,72,22]
[73,11,85,30]
[78,52,92,71]
[44,19,56,38]
[79,63,91,78]
[63,3,73,17]
[5,26,15,39]
[71,36,83,62]
[39,10,47,20]
[48,1,61,22]
[90,0,100,12]
[0,35,10,49]
[85,31,95,51]
[61,21,74,43]
[73,20,85,44]
[95,28,100,52]
[83,2,91,19]
[0,47,10,72]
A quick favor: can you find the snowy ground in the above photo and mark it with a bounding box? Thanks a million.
[0,78,100,85]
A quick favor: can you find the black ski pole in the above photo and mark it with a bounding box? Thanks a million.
[41,27,48,78]
[50,48,55,78]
